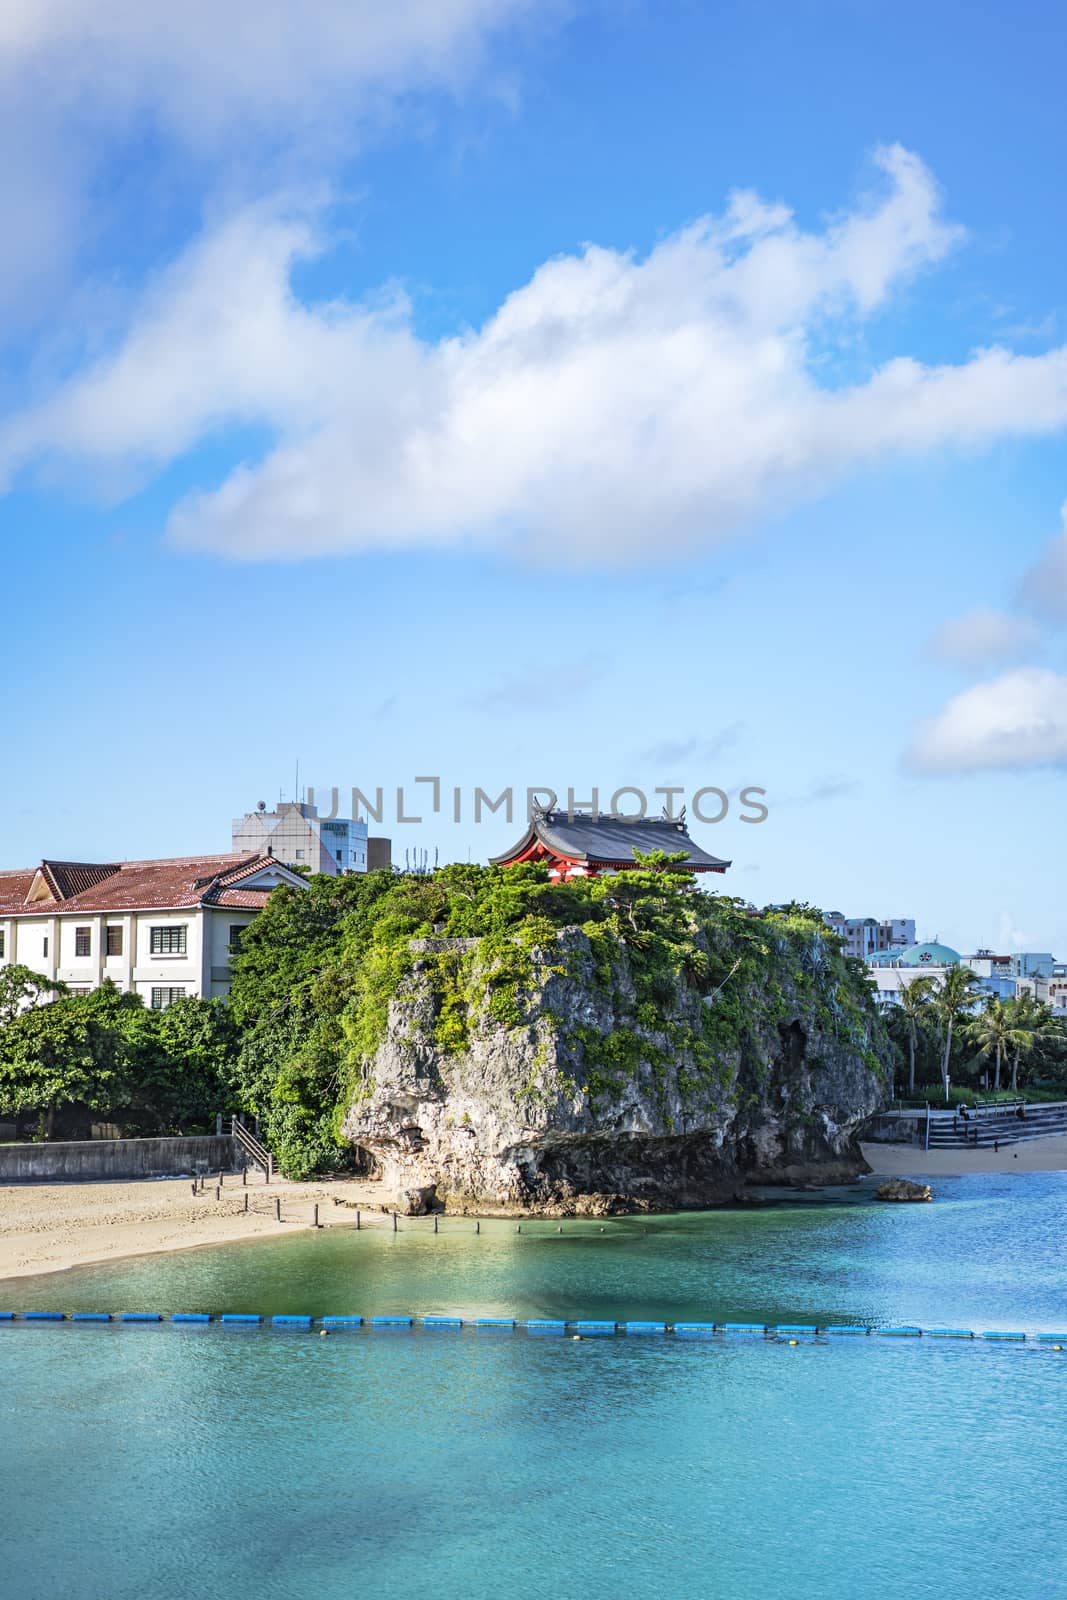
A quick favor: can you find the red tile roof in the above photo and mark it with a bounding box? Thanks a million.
[0,854,291,918]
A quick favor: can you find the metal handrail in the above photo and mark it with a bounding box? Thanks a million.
[231,1116,274,1180]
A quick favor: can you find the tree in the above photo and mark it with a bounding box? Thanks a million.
[965,998,1029,1094]
[0,964,67,1025]
[894,975,934,1095]
[0,999,111,1135]
[1003,992,1061,1092]
[930,966,986,1100]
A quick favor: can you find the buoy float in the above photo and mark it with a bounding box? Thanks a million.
[788,1339,798,1346]
[320,1329,329,1337]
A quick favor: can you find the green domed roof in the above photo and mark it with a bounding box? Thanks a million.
[898,941,961,968]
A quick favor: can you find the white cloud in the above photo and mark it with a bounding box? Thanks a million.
[0,0,544,337]
[907,668,1067,773]
[1019,500,1067,621]
[0,1,540,141]
[5,147,1067,565]
[926,607,1041,669]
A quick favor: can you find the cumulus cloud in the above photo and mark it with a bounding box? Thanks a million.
[926,607,1041,669]
[5,147,1067,565]
[907,668,1067,773]
[1019,500,1067,621]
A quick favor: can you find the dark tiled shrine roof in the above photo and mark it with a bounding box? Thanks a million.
[490,811,730,872]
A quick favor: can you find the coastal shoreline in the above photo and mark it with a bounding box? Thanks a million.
[4,1135,1066,1286]
[860,1134,1067,1177]
[0,1173,387,1286]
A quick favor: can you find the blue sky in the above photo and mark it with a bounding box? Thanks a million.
[1,0,1066,954]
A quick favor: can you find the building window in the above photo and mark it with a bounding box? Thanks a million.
[43,935,48,958]
[0,931,4,957]
[150,926,187,956]
[336,850,343,862]
[106,926,123,957]
[75,926,91,957]
[150,986,186,1010]
[228,925,245,955]
[295,849,304,861]
[69,986,91,997]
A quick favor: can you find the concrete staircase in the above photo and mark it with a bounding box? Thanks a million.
[926,1101,1067,1150]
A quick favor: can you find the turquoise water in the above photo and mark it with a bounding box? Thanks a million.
[3,1174,1067,1599]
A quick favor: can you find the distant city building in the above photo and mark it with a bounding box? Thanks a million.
[1049,965,1067,1014]
[867,942,957,1010]
[232,801,370,877]
[1007,952,1055,980]
[966,949,1013,979]
[967,949,1054,981]
[0,853,307,1007]
[869,940,1063,1010]
[824,913,915,960]
[868,964,955,1010]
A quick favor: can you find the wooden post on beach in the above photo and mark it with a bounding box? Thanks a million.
[242,1168,247,1186]
[243,1192,249,1213]
[476,1220,480,1235]
[392,1212,398,1232]
[313,1204,319,1229]
[191,1181,196,1197]
[215,1185,221,1201]
[274,1197,281,1223]
[433,1214,438,1234]
[218,1172,224,1188]
[356,1210,361,1230]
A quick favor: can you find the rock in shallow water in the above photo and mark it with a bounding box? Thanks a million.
[395,1184,439,1215]
[875,1179,933,1202]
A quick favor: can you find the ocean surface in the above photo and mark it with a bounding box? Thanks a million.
[3,1172,1066,1600]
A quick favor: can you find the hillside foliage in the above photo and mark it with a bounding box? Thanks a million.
[225,862,888,1177]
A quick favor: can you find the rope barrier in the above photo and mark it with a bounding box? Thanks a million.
[1,1312,1064,1344]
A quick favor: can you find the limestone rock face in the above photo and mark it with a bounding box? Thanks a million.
[874,1178,933,1202]
[341,927,887,1213]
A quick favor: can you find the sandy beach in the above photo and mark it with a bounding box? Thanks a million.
[0,1171,389,1283]
[4,1134,1065,1284]
[861,1133,1067,1177]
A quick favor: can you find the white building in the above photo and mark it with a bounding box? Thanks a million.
[824,913,916,960]
[869,964,956,1011]
[232,801,369,877]
[0,853,307,1008]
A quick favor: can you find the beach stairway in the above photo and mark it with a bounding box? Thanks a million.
[926,1100,1067,1150]
[230,1116,276,1180]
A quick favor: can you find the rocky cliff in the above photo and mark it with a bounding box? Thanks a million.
[341,921,887,1213]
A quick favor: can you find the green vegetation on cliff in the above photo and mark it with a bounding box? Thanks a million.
[227,861,889,1177]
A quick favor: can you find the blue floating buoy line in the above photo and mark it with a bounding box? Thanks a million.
[1,1312,1063,1346]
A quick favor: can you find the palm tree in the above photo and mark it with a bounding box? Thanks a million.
[895,975,934,1096]
[931,966,986,1100]
[964,998,1028,1093]
[1004,993,1060,1092]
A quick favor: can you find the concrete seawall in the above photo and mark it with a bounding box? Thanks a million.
[0,1136,237,1183]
